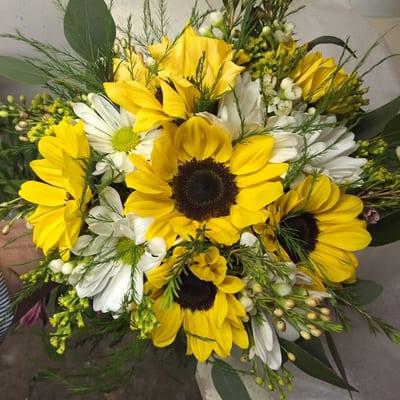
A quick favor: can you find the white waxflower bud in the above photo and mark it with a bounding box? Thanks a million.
[272,283,292,297]
[280,77,294,90]
[273,30,287,43]
[262,26,271,36]
[0,110,8,118]
[209,11,224,26]
[25,222,33,230]
[284,22,295,34]
[396,146,400,161]
[240,296,255,312]
[199,26,213,38]
[61,262,74,275]
[49,259,64,274]
[308,107,317,115]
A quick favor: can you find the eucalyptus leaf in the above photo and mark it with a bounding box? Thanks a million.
[369,211,400,246]
[0,56,48,84]
[211,359,251,400]
[353,96,400,140]
[340,280,383,306]
[307,36,356,58]
[64,0,116,62]
[281,339,357,391]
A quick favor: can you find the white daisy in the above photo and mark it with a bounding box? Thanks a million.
[202,72,299,164]
[71,187,166,314]
[73,93,161,181]
[269,112,367,184]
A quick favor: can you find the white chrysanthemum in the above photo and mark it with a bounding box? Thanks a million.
[269,112,367,184]
[73,93,161,181]
[71,187,166,314]
[203,72,299,164]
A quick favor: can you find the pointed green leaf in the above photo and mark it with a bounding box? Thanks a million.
[307,36,356,58]
[296,338,332,368]
[64,0,116,62]
[326,332,353,399]
[211,359,251,400]
[369,210,400,246]
[281,339,357,391]
[340,280,383,306]
[353,96,400,140]
[0,56,48,84]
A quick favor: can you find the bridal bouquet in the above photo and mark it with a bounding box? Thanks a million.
[1,0,400,398]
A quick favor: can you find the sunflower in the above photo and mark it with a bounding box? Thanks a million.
[124,116,288,247]
[260,175,371,283]
[104,26,244,132]
[146,246,249,362]
[19,121,92,260]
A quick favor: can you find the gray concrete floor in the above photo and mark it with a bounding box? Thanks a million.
[0,325,202,400]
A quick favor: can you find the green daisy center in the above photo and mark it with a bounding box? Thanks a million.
[111,127,141,152]
[116,237,144,265]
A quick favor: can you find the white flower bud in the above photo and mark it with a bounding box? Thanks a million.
[308,107,317,115]
[49,259,64,274]
[0,110,8,118]
[25,222,33,230]
[262,26,271,36]
[61,262,74,275]
[280,77,294,90]
[209,11,223,26]
[272,283,292,297]
[284,22,295,34]
[273,30,287,43]
[396,146,400,161]
[240,296,255,312]
[199,26,213,38]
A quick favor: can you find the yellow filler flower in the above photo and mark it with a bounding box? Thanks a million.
[146,246,249,362]
[125,116,288,247]
[104,26,244,132]
[19,121,92,260]
[261,175,371,283]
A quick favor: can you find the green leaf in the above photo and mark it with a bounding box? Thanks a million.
[281,339,357,392]
[64,0,116,62]
[296,338,332,368]
[211,359,251,400]
[340,280,383,306]
[325,332,353,399]
[0,56,48,84]
[369,210,400,246]
[382,115,400,144]
[353,96,400,140]
[307,36,356,58]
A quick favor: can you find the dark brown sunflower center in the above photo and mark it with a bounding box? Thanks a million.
[172,158,238,221]
[174,269,217,312]
[278,212,320,263]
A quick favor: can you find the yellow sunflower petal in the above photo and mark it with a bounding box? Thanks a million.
[126,169,172,196]
[124,191,174,218]
[230,205,268,229]
[236,181,283,210]
[311,243,358,282]
[235,162,288,188]
[316,194,363,223]
[210,319,233,358]
[152,298,183,347]
[183,311,213,362]
[230,135,274,175]
[318,222,371,251]
[205,217,239,245]
[218,276,245,294]
[232,323,249,349]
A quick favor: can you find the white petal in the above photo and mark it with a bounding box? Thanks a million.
[132,268,144,304]
[138,237,166,274]
[99,186,124,215]
[277,319,300,342]
[73,101,115,135]
[93,264,132,313]
[132,216,153,245]
[89,93,123,131]
[240,232,258,247]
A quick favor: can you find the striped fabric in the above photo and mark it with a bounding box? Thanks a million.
[0,273,13,343]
